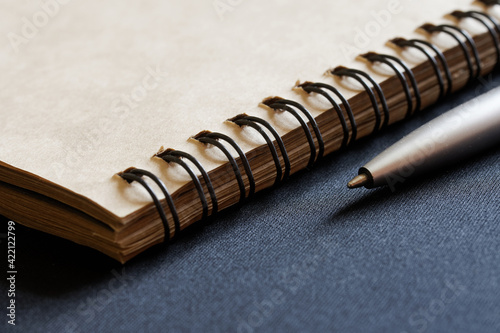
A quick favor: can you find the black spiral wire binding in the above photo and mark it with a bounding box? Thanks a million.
[156,149,217,222]
[360,52,421,118]
[297,81,358,146]
[117,6,500,246]
[389,38,448,100]
[389,37,453,96]
[228,114,289,186]
[329,67,382,132]
[228,114,291,181]
[156,149,219,216]
[477,0,500,7]
[119,168,181,241]
[262,97,324,169]
[194,130,255,202]
[419,23,481,84]
[329,66,390,131]
[450,10,500,68]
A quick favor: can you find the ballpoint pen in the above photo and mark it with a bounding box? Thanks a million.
[348,87,500,190]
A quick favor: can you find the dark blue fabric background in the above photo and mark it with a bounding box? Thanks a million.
[1,77,500,333]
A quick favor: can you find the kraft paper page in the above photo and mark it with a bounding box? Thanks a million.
[0,0,473,218]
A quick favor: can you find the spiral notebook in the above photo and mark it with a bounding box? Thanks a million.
[1,0,498,262]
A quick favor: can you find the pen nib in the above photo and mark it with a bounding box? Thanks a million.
[347,173,369,189]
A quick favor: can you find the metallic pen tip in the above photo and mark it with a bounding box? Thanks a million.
[347,173,369,189]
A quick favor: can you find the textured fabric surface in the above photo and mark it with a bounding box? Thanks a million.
[2,79,500,333]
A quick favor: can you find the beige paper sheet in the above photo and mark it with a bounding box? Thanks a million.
[0,0,475,218]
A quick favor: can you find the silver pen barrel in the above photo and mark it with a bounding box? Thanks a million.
[349,87,500,189]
